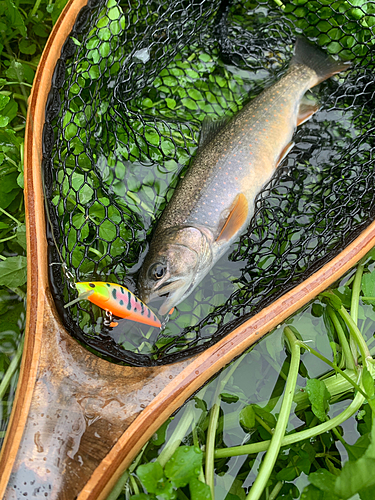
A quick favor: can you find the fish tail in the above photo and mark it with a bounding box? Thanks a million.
[291,37,351,87]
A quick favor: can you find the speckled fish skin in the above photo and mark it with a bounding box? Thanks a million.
[138,39,350,315]
[75,282,161,327]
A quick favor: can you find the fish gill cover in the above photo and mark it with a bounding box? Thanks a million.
[43,0,375,366]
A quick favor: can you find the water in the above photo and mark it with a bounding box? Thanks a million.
[49,27,371,362]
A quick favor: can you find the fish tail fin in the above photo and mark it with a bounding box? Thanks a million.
[291,37,351,87]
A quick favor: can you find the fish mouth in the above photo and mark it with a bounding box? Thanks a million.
[145,279,187,316]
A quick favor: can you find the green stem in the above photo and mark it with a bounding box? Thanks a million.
[2,81,32,87]
[30,0,43,18]
[214,390,365,459]
[193,427,205,483]
[338,305,371,363]
[105,471,129,500]
[129,475,139,496]
[327,305,356,371]
[13,93,28,102]
[0,234,17,243]
[8,287,27,301]
[157,407,195,468]
[157,384,209,469]
[330,426,347,447]
[107,444,147,500]
[0,207,21,225]
[0,337,24,400]
[350,257,366,325]
[205,399,221,499]
[254,414,274,436]
[246,327,300,500]
[268,481,283,500]
[3,156,18,169]
[295,342,366,398]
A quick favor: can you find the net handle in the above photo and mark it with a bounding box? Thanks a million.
[0,0,89,493]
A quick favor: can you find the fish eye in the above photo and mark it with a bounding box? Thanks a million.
[150,263,166,281]
[89,283,96,288]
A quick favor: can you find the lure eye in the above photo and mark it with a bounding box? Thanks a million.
[89,283,96,288]
[150,264,166,281]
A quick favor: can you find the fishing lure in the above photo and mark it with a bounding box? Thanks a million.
[65,281,161,328]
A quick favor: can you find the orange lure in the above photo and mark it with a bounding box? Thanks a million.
[75,282,161,328]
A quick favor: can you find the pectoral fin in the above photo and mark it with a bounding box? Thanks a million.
[297,97,319,126]
[216,193,248,243]
[276,141,295,168]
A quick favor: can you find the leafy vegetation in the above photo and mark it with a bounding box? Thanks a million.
[0,0,69,437]
[110,251,375,500]
[1,2,375,500]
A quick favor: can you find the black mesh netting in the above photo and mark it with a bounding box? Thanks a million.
[43,0,375,366]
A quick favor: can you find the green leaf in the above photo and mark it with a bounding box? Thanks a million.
[164,446,202,488]
[51,0,70,24]
[335,457,375,498]
[129,495,153,500]
[362,366,375,398]
[0,95,10,112]
[137,462,165,493]
[0,256,27,287]
[305,379,331,422]
[345,433,370,461]
[3,0,26,37]
[300,484,326,500]
[151,419,170,446]
[189,478,211,500]
[220,392,239,404]
[19,38,36,55]
[319,291,342,310]
[362,272,375,299]
[0,116,9,127]
[239,405,256,430]
[276,466,298,481]
[1,98,18,125]
[16,224,27,250]
[5,60,34,84]
[309,469,337,492]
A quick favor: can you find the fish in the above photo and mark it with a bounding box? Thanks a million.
[137,38,350,315]
[74,282,161,327]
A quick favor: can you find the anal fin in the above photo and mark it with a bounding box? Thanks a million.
[216,193,248,243]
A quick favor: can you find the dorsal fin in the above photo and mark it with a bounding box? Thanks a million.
[216,193,248,243]
[199,116,229,148]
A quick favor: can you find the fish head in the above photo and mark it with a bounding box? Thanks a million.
[138,226,213,315]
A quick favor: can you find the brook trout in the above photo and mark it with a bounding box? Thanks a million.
[138,38,350,315]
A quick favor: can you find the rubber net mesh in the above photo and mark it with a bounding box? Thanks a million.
[43,0,375,366]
